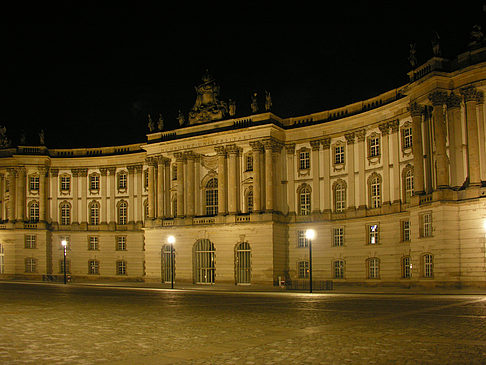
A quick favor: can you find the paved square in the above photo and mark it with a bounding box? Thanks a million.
[1,282,486,364]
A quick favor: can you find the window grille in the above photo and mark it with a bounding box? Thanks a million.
[235,242,251,284]
[60,202,71,225]
[88,236,99,251]
[25,235,36,249]
[299,186,311,216]
[297,230,309,248]
[403,127,412,149]
[299,150,310,170]
[368,224,379,245]
[29,175,39,191]
[334,145,345,164]
[370,177,381,208]
[423,254,433,278]
[89,174,100,190]
[402,256,411,278]
[369,136,380,157]
[116,236,127,251]
[335,182,346,212]
[205,178,218,216]
[333,227,344,247]
[25,258,36,273]
[194,239,215,284]
[333,260,344,279]
[161,244,175,283]
[298,260,309,278]
[402,220,410,242]
[0,244,4,274]
[88,260,99,275]
[367,258,379,279]
[89,201,100,225]
[116,260,127,275]
[29,201,39,223]
[118,201,128,225]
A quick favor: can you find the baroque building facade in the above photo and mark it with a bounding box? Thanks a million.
[2,46,486,288]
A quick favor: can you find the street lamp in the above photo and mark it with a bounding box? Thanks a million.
[61,239,67,284]
[168,235,175,289]
[305,229,316,293]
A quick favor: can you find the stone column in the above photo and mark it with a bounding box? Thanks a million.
[263,139,278,212]
[164,159,171,218]
[344,132,355,209]
[15,167,26,221]
[185,151,195,217]
[108,167,116,224]
[100,168,108,224]
[135,164,143,223]
[7,168,16,222]
[50,168,58,223]
[175,152,185,218]
[127,165,136,223]
[310,140,321,214]
[147,158,156,219]
[322,138,331,212]
[194,155,201,216]
[461,86,482,185]
[476,92,486,181]
[156,157,165,219]
[389,120,401,203]
[71,169,79,224]
[285,143,296,215]
[355,130,366,208]
[38,166,48,222]
[410,102,425,195]
[378,123,390,204]
[429,91,450,188]
[250,141,263,213]
[226,144,239,215]
[215,146,227,215]
[79,168,88,224]
[446,93,464,189]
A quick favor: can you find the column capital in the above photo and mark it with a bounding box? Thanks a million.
[184,150,197,160]
[127,165,137,173]
[285,143,296,154]
[321,137,331,149]
[446,92,462,109]
[78,168,88,177]
[38,166,49,176]
[249,140,263,152]
[99,167,108,176]
[71,168,79,177]
[476,91,484,105]
[310,140,321,151]
[50,168,59,177]
[174,152,185,162]
[355,129,366,142]
[262,138,282,152]
[409,101,425,117]
[461,86,479,102]
[344,132,355,145]
[214,146,227,157]
[378,123,390,136]
[226,144,240,155]
[108,167,117,175]
[134,164,143,173]
[388,120,399,133]
[145,157,158,166]
[156,155,170,165]
[428,90,448,106]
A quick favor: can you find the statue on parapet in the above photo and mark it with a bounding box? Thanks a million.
[469,25,484,49]
[0,126,10,148]
[431,31,441,57]
[265,90,272,111]
[408,43,417,68]
[177,110,185,126]
[229,99,236,117]
[39,129,45,145]
[157,114,164,131]
[147,114,155,132]
[251,92,259,113]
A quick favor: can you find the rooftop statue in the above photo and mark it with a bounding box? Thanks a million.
[469,25,485,49]
[431,31,441,57]
[0,126,10,148]
[265,90,272,111]
[39,129,45,145]
[177,109,185,126]
[228,99,236,117]
[157,114,164,131]
[147,114,155,132]
[188,70,228,125]
[408,43,417,68]
[251,92,259,113]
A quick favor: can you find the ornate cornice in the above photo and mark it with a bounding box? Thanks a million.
[344,132,355,145]
[446,93,462,109]
[477,91,484,105]
[428,90,448,106]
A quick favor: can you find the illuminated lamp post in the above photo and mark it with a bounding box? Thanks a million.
[305,229,316,293]
[61,239,67,284]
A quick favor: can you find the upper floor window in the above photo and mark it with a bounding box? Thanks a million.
[205,178,218,216]
[24,234,37,249]
[172,164,177,181]
[88,259,100,275]
[420,212,433,238]
[368,224,379,245]
[117,200,128,225]
[333,227,344,247]
[299,149,310,170]
[402,125,412,149]
[297,230,309,248]
[368,134,380,158]
[298,184,311,216]
[89,201,100,225]
[88,236,99,251]
[29,175,39,192]
[334,145,345,165]
[60,201,71,225]
[246,186,254,213]
[60,174,71,193]
[116,236,127,251]
[89,173,100,191]
[245,153,253,172]
[368,173,382,208]
[28,201,39,223]
[116,260,127,275]
[117,171,127,191]
[402,165,414,203]
[144,169,149,191]
[401,220,410,242]
[333,180,347,213]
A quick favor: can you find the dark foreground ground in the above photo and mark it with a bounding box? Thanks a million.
[1,282,486,364]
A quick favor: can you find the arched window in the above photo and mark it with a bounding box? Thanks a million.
[246,186,254,213]
[161,244,175,283]
[205,178,218,216]
[366,257,380,279]
[117,200,128,225]
[403,165,414,203]
[235,241,251,284]
[368,173,382,208]
[29,201,39,223]
[193,239,215,284]
[298,184,311,216]
[333,180,347,213]
[89,201,100,225]
[60,201,71,225]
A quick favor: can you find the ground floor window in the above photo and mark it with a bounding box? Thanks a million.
[25,258,37,273]
[0,243,4,274]
[117,260,127,275]
[423,254,433,278]
[235,241,251,284]
[161,244,175,283]
[367,258,380,279]
[402,256,411,278]
[298,260,309,278]
[333,260,344,279]
[88,260,99,275]
[194,239,215,284]
[59,259,71,274]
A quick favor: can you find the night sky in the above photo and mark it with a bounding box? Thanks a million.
[0,2,484,148]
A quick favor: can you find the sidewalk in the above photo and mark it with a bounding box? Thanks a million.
[4,278,486,296]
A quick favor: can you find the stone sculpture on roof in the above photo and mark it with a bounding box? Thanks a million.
[188,70,228,125]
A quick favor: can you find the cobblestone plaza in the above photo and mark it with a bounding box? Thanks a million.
[2,282,486,364]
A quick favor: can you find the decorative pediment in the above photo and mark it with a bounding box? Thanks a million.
[188,71,228,125]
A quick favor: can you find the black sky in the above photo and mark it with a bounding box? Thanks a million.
[0,1,484,148]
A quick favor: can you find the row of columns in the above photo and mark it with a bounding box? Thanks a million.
[411,86,484,195]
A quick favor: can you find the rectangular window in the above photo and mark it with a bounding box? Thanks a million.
[245,154,253,172]
[334,145,345,164]
[118,173,127,190]
[402,256,411,278]
[368,224,379,245]
[298,260,309,278]
[117,260,127,275]
[88,236,99,251]
[88,260,99,275]
[403,127,412,149]
[423,212,432,237]
[25,258,37,273]
[89,175,100,190]
[29,175,39,191]
[401,220,410,242]
[299,150,310,170]
[59,259,71,274]
[24,235,37,249]
[116,236,127,251]
[60,175,70,191]
[369,137,380,157]
[368,258,379,279]
[333,260,344,279]
[333,227,344,247]
[144,169,149,190]
[424,254,433,278]
[297,230,309,248]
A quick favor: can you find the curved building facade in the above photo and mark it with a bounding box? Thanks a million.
[2,46,486,288]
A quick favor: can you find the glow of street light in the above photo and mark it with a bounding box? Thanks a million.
[61,240,67,247]
[168,235,175,245]
[305,229,316,240]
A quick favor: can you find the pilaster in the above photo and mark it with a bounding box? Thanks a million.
[429,90,450,188]
[250,141,263,213]
[446,93,464,188]
[410,102,425,195]
[378,123,390,204]
[344,132,355,210]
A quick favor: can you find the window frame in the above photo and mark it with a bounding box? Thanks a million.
[333,179,347,213]
[333,259,345,279]
[297,184,311,216]
[298,260,309,279]
[367,223,379,245]
[332,227,344,247]
[24,234,37,249]
[367,257,380,279]
[116,236,127,251]
[59,201,71,225]
[423,253,434,278]
[88,259,100,275]
[88,236,99,251]
[204,177,218,216]
[297,230,309,248]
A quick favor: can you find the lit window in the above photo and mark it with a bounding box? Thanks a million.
[298,260,309,278]
[333,227,344,247]
[24,235,37,249]
[205,178,218,216]
[88,236,99,251]
[334,181,346,213]
[297,230,309,248]
[299,150,310,170]
[368,224,379,245]
[333,260,344,279]
[116,236,127,251]
[367,258,380,279]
